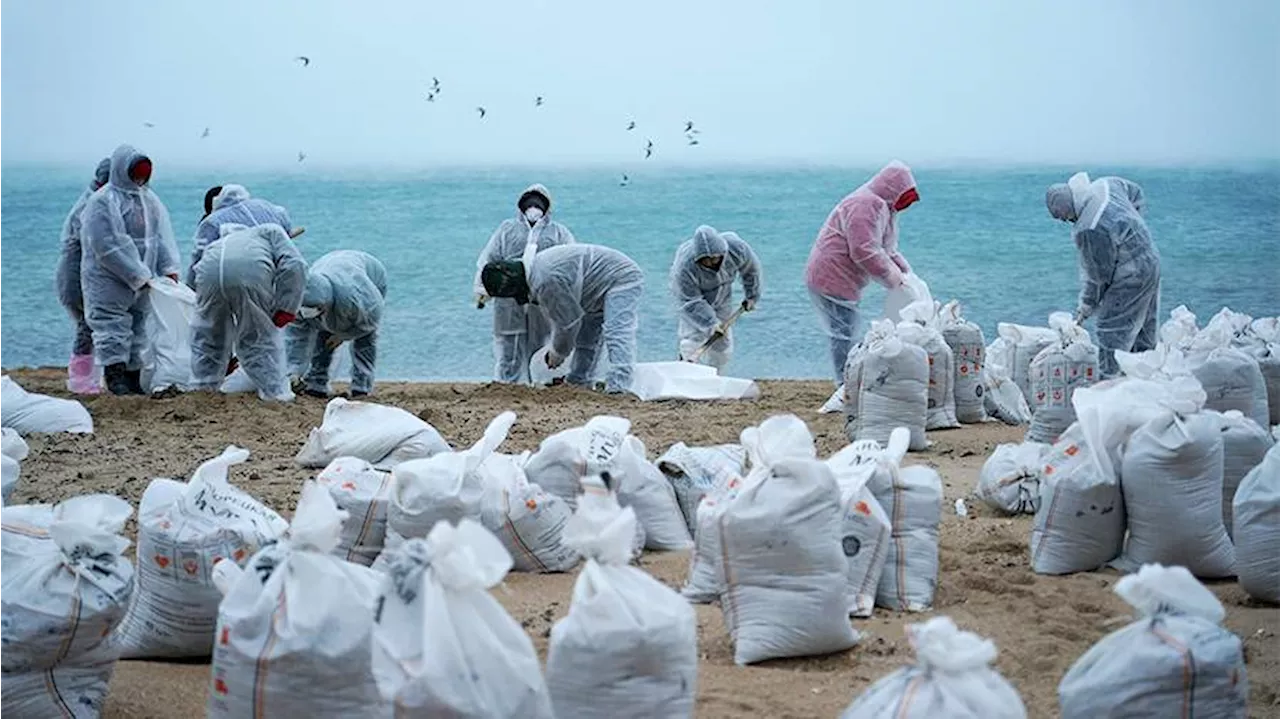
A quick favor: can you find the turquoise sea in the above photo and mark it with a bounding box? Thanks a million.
[3,165,1278,380]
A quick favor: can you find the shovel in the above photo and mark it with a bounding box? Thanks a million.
[688,307,745,363]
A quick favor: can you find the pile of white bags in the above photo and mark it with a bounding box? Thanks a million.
[839,617,1027,719]
[866,428,942,611]
[209,482,386,718]
[1176,308,1271,428]
[1240,316,1280,425]
[827,439,892,618]
[1218,410,1274,537]
[976,442,1048,515]
[939,300,988,424]
[1058,564,1248,718]
[844,319,929,450]
[1030,424,1123,575]
[1,375,94,434]
[546,473,698,718]
[117,446,289,658]
[141,276,198,394]
[1,427,29,503]
[1026,313,1098,445]
[378,412,515,570]
[897,300,960,430]
[372,519,553,718]
[656,441,746,535]
[682,416,813,603]
[718,415,859,664]
[995,322,1057,407]
[315,456,393,566]
[295,398,450,470]
[1,495,134,717]
[1233,443,1280,603]
[478,451,580,573]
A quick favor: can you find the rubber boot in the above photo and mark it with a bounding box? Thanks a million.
[104,363,133,396]
[125,369,145,395]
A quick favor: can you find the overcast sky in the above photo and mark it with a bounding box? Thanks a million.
[3,0,1277,168]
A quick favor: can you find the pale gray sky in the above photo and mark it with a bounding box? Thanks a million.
[3,0,1277,168]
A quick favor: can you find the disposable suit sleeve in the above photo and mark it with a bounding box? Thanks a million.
[670,263,720,333]
[1075,227,1116,316]
[1115,178,1147,216]
[81,200,152,291]
[844,202,904,288]
[269,231,308,313]
[151,201,181,278]
[889,250,911,274]
[732,237,763,303]
[539,281,584,357]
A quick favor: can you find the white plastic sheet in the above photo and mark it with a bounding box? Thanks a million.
[141,277,197,393]
[629,361,760,401]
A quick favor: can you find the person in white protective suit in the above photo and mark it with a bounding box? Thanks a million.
[54,157,111,374]
[188,184,297,288]
[473,184,576,383]
[669,225,762,371]
[190,224,307,400]
[482,244,644,394]
[79,144,181,395]
[286,250,388,398]
[1045,173,1160,378]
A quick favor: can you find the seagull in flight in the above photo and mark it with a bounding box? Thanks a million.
[620,174,630,187]
[688,138,700,146]
[684,120,695,133]
[477,107,487,119]
[426,92,437,102]
[297,151,307,163]
[626,120,636,131]
[143,122,155,128]
[201,127,211,139]
[295,56,311,67]
[535,96,544,107]
[431,77,441,92]
[644,140,654,159]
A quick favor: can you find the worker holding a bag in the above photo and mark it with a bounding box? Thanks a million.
[669,225,762,371]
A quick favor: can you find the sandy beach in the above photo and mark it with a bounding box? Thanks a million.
[5,367,1277,718]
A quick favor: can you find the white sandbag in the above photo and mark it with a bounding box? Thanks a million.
[629,361,760,401]
[719,415,859,664]
[295,397,450,470]
[844,320,929,451]
[881,272,931,324]
[1026,313,1099,445]
[529,346,572,387]
[1233,443,1280,603]
[1058,564,1248,718]
[1,494,134,718]
[819,384,845,414]
[681,416,813,603]
[1159,304,1199,349]
[478,452,580,573]
[1189,346,1270,430]
[997,322,1057,407]
[546,474,698,718]
[372,519,552,718]
[657,442,746,535]
[1217,410,1275,538]
[897,300,960,430]
[976,442,1049,515]
[116,446,288,659]
[377,412,516,571]
[939,301,988,424]
[840,616,1027,719]
[209,482,387,718]
[614,436,693,550]
[827,440,893,618]
[141,277,197,393]
[0,428,26,504]
[1030,424,1124,575]
[315,456,393,566]
[1,456,18,505]
[1116,410,1235,578]
[1242,317,1280,425]
[866,429,942,611]
[2,426,30,460]
[982,366,1032,426]
[0,375,94,434]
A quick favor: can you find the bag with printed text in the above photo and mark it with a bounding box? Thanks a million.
[939,301,988,424]
[976,442,1048,515]
[897,300,960,430]
[866,428,942,611]
[827,438,893,618]
[1026,313,1099,445]
[656,442,747,535]
[844,320,929,451]
[316,456,394,566]
[479,450,580,573]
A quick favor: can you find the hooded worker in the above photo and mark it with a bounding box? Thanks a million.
[473,184,576,383]
[1045,172,1161,377]
[188,184,295,287]
[79,144,180,395]
[286,250,388,398]
[54,156,111,393]
[804,160,919,383]
[190,223,307,401]
[482,243,644,394]
[669,225,762,371]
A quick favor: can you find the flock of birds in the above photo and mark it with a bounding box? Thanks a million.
[140,54,703,184]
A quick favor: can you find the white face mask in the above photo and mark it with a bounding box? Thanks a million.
[298,306,322,319]
[524,207,545,224]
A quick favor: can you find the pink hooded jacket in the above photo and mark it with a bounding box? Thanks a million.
[804,161,916,301]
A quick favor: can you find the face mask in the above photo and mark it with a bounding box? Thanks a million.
[129,158,153,186]
[524,207,545,224]
[298,306,322,319]
[893,188,919,212]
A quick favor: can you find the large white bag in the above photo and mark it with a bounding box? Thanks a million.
[1,427,28,503]
[1,375,94,434]
[1030,424,1124,575]
[546,474,698,718]
[295,398,450,470]
[718,415,859,664]
[881,272,931,324]
[372,519,553,718]
[1026,313,1098,445]
[1,495,134,718]
[1116,409,1235,578]
[840,617,1027,719]
[141,277,197,393]
[116,446,289,658]
[682,416,811,603]
[478,451,580,573]
[378,412,515,570]
[897,301,960,430]
[939,300,988,424]
[1241,316,1280,425]
[1058,564,1248,718]
[976,442,1049,515]
[629,361,760,401]
[315,456,394,566]
[1217,410,1274,537]
[656,442,747,535]
[996,322,1057,407]
[1232,443,1280,603]
[827,440,893,618]
[844,320,929,451]
[866,429,942,611]
[208,482,387,718]
[1189,346,1270,430]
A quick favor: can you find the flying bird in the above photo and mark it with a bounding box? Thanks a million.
[143,122,155,128]
[426,92,437,102]
[295,56,311,67]
[644,140,654,159]
[477,107,487,119]
[626,120,636,131]
[620,174,630,187]
[684,121,695,133]
[297,151,307,163]
[688,138,700,146]
[201,127,211,139]
[431,76,441,91]
[535,96,544,107]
